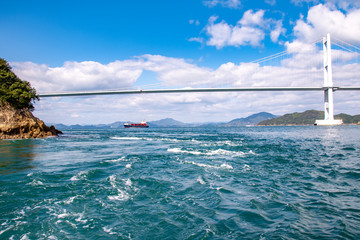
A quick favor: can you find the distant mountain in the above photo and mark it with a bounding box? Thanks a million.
[258,110,360,125]
[51,111,360,130]
[221,112,277,127]
[108,121,126,128]
[335,113,360,124]
[53,118,189,130]
[149,118,188,127]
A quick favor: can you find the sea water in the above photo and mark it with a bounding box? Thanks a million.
[0,126,360,239]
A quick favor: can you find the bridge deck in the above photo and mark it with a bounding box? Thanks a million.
[38,86,360,98]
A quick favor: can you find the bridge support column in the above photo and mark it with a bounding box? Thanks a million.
[315,33,343,126]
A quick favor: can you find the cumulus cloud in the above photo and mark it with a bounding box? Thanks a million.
[11,45,360,124]
[270,20,286,43]
[12,48,356,93]
[293,4,360,44]
[12,60,143,92]
[204,10,285,49]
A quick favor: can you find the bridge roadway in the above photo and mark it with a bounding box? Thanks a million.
[38,86,360,98]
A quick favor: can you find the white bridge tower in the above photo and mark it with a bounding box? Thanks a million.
[315,34,343,126]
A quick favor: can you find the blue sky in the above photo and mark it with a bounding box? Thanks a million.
[1,0,360,124]
[2,0,295,65]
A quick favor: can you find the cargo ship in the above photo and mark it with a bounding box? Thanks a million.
[124,120,149,128]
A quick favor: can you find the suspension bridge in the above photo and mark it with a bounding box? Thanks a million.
[38,34,360,126]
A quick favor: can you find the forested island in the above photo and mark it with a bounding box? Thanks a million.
[0,58,61,139]
[257,110,360,126]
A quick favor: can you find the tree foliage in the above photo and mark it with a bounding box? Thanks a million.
[0,58,38,110]
[258,110,360,125]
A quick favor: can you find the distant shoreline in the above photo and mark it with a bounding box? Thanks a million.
[50,110,360,130]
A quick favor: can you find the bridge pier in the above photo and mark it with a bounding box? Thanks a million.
[315,33,343,126]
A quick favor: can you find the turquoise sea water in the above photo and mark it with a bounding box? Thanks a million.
[1,126,360,239]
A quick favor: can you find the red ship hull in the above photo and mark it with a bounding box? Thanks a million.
[124,122,149,128]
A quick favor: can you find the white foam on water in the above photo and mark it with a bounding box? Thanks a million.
[168,147,248,157]
[161,138,180,142]
[220,163,233,169]
[243,164,251,171]
[108,192,130,201]
[185,161,233,170]
[27,180,44,186]
[125,164,132,169]
[103,226,116,235]
[0,225,14,235]
[75,213,88,224]
[105,156,127,163]
[63,196,77,204]
[70,176,79,181]
[20,233,30,240]
[108,175,131,201]
[167,148,202,155]
[197,176,206,185]
[70,170,89,181]
[111,136,142,140]
[125,178,132,186]
[65,220,77,229]
[57,213,70,219]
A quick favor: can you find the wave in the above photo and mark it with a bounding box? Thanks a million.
[26,180,45,186]
[185,161,233,170]
[70,170,89,181]
[110,137,142,140]
[107,175,136,201]
[110,136,195,143]
[104,156,127,163]
[103,226,117,235]
[167,147,254,157]
[197,176,206,185]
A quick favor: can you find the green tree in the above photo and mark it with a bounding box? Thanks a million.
[0,58,38,110]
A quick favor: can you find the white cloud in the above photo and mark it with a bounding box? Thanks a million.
[238,10,266,27]
[11,45,360,124]
[293,4,360,44]
[205,11,265,48]
[270,20,286,43]
[205,16,232,49]
[265,0,276,6]
[291,0,318,6]
[203,0,241,8]
[189,19,200,26]
[188,37,204,44]
[12,50,355,94]
[12,60,143,92]
[292,0,360,11]
[203,10,285,48]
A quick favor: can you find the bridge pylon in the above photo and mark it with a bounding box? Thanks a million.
[315,33,343,126]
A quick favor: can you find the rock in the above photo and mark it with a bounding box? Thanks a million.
[0,102,62,139]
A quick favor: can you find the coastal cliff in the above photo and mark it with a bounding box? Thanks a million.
[0,102,61,139]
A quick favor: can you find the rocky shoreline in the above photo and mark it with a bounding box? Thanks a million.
[0,102,62,139]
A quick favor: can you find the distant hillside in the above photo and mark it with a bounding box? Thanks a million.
[335,114,360,124]
[52,111,360,130]
[258,110,360,125]
[54,118,189,130]
[149,118,188,127]
[221,112,277,127]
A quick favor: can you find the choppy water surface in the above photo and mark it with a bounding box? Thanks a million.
[1,126,360,239]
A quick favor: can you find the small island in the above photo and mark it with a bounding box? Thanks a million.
[0,58,61,139]
[257,110,360,126]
